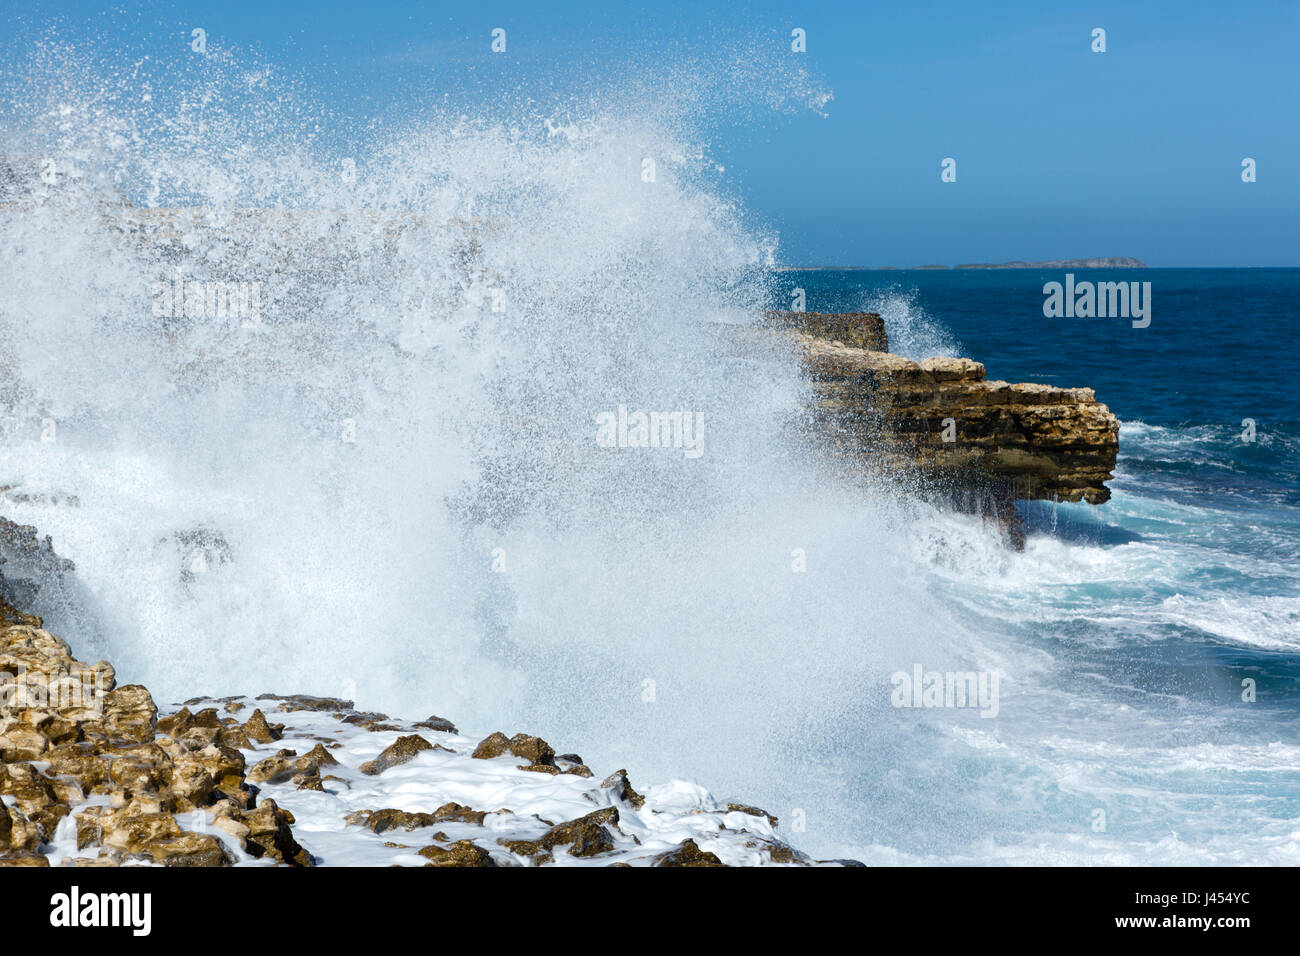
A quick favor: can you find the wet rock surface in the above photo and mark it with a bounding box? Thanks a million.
[0,596,315,867]
[762,312,1119,514]
[0,584,849,867]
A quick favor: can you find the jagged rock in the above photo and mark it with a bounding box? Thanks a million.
[144,832,233,867]
[764,313,1119,509]
[471,731,511,758]
[0,594,42,628]
[260,694,354,713]
[352,803,492,834]
[242,708,283,743]
[78,807,183,854]
[358,809,437,834]
[29,802,68,837]
[360,734,434,775]
[764,310,888,351]
[471,731,555,768]
[0,723,48,761]
[162,707,256,751]
[506,734,555,765]
[162,742,249,810]
[767,844,812,864]
[0,852,48,866]
[418,839,496,867]
[242,798,312,866]
[293,765,323,790]
[413,715,457,734]
[501,807,619,861]
[95,685,157,743]
[247,752,298,784]
[601,769,645,809]
[302,742,339,767]
[1,800,42,852]
[1,776,57,849]
[340,711,394,731]
[0,587,320,867]
[726,803,778,826]
[73,804,235,866]
[651,838,726,867]
[157,706,221,736]
[102,741,174,794]
[0,763,56,816]
[243,745,327,791]
[211,809,251,844]
[431,802,487,826]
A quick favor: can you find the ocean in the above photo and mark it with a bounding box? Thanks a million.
[1,38,1296,865]
[765,267,1300,863]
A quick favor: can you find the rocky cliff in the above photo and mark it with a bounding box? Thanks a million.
[762,311,1119,541]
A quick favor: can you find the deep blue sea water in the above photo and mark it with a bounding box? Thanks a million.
[766,268,1300,863]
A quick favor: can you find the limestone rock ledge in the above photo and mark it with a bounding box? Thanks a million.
[766,311,1120,507]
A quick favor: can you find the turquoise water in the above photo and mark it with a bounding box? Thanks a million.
[768,268,1300,863]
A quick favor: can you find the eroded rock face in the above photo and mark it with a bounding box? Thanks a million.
[241,799,311,866]
[0,596,314,867]
[1,586,835,868]
[763,309,889,351]
[766,312,1119,509]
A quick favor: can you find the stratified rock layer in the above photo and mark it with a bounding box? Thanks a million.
[768,311,1119,505]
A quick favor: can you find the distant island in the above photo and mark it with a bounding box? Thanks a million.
[953,257,1147,270]
[780,257,1148,271]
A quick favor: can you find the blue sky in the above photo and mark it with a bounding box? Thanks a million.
[7,0,1299,265]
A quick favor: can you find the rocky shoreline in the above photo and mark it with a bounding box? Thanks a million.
[0,594,833,867]
[0,309,1116,866]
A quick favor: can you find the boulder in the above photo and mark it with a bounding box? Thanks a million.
[242,709,283,743]
[241,798,313,866]
[360,734,434,775]
[601,769,645,809]
[501,807,619,861]
[98,685,158,742]
[418,840,495,867]
[651,838,727,867]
